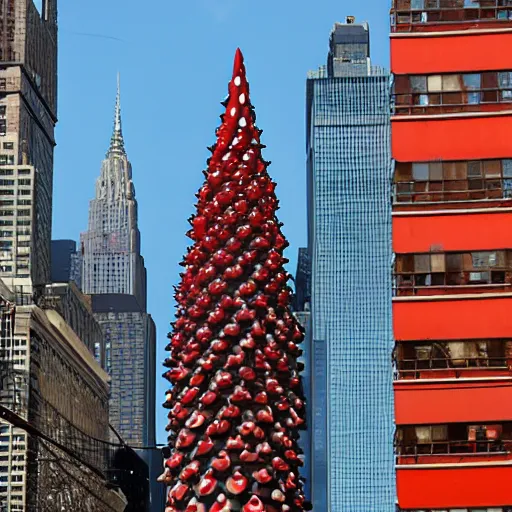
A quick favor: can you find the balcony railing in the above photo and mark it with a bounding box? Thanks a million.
[395,338,511,379]
[394,159,512,203]
[399,509,512,512]
[394,88,512,115]
[397,438,512,457]
[394,250,512,296]
[394,177,512,203]
[393,271,512,296]
[391,0,512,32]
[396,356,510,379]
[396,423,512,462]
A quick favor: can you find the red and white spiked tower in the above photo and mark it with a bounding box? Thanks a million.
[161,49,309,512]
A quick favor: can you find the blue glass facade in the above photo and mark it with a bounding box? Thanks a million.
[306,20,395,512]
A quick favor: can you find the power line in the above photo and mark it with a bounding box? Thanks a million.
[0,404,105,480]
[60,29,124,42]
[108,423,165,450]
[37,440,121,512]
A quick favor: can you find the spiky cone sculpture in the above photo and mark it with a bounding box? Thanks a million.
[161,49,310,512]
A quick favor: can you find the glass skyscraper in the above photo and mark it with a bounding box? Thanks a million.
[306,18,395,511]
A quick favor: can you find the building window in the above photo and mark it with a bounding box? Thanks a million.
[0,122,5,137]
[0,155,14,166]
[394,250,511,295]
[391,0,512,31]
[395,339,509,380]
[0,170,13,176]
[17,169,30,176]
[394,159,512,203]
[18,179,31,186]
[499,71,512,100]
[396,422,512,460]
[394,70,512,115]
[2,143,13,150]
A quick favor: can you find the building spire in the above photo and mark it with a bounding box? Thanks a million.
[108,72,126,156]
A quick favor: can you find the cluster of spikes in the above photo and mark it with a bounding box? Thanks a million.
[161,49,310,512]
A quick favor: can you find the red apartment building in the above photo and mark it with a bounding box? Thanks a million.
[390,1,512,510]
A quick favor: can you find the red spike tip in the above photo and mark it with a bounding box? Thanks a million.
[233,48,245,78]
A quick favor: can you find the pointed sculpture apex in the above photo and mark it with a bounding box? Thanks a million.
[209,48,255,169]
[232,48,246,83]
[233,47,244,72]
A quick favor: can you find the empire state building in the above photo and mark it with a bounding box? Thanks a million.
[80,77,156,449]
[81,76,146,310]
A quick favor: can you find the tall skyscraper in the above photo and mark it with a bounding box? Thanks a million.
[80,79,164,510]
[81,77,154,444]
[391,2,512,511]
[306,18,395,511]
[0,1,57,507]
[81,78,147,311]
[0,5,131,509]
[0,0,57,296]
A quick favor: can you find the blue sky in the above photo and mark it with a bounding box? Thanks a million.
[53,0,391,445]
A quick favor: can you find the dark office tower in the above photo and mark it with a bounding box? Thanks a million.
[306,17,395,511]
[294,247,311,313]
[80,78,164,509]
[51,239,81,287]
[90,294,155,444]
[293,247,312,502]
[0,0,57,295]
